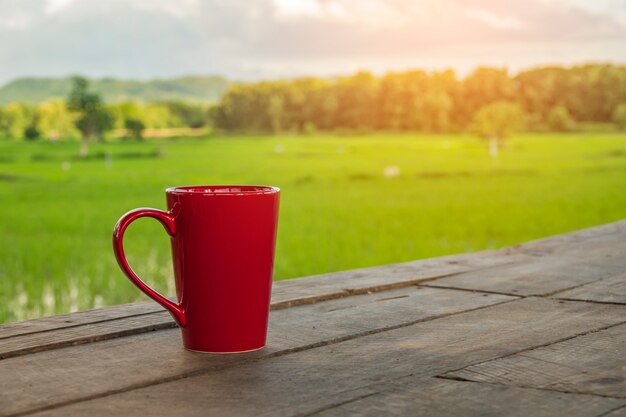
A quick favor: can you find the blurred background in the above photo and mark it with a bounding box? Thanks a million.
[0,0,625,323]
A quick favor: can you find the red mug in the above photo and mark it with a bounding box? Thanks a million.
[113,185,280,353]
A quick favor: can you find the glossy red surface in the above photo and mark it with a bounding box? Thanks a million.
[113,185,280,353]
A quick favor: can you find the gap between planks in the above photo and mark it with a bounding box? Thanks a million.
[17,297,626,417]
[5,297,521,417]
[0,268,487,342]
[0,268,511,360]
[3,272,622,361]
[421,276,626,306]
[435,319,626,399]
[434,374,624,400]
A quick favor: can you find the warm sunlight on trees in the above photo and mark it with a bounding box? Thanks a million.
[212,64,626,134]
[612,103,626,131]
[470,101,525,158]
[1,64,625,140]
[547,105,576,132]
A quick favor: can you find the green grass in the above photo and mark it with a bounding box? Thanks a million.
[1,133,625,323]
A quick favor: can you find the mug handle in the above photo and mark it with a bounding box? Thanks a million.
[112,208,187,327]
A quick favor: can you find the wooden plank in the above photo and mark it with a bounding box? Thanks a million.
[510,220,626,259]
[0,311,174,360]
[0,286,513,416]
[0,250,529,358]
[0,257,527,360]
[423,220,626,297]
[27,298,626,417]
[0,250,526,341]
[312,378,626,417]
[269,250,529,308]
[424,254,625,296]
[443,323,626,398]
[0,301,161,340]
[553,273,626,304]
[602,405,626,417]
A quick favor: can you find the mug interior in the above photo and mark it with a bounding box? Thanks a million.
[166,185,279,195]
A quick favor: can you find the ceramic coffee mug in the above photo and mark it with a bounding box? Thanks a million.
[113,185,280,353]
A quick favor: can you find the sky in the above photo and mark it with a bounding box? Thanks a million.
[0,0,625,85]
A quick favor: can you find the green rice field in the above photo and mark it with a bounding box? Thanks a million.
[1,133,625,323]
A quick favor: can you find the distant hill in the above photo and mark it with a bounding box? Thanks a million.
[0,76,231,105]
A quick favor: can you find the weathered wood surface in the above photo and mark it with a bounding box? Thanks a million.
[424,255,625,296]
[312,378,626,417]
[25,298,626,417]
[0,220,624,417]
[443,322,626,398]
[0,287,513,415]
[553,273,626,304]
[0,300,162,340]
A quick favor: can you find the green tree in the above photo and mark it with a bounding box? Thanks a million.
[612,103,626,131]
[161,101,209,128]
[417,92,453,133]
[66,77,113,157]
[23,124,40,140]
[470,101,525,158]
[268,95,284,134]
[107,102,142,130]
[212,64,626,134]
[36,100,79,140]
[141,104,180,128]
[0,102,35,139]
[547,105,576,132]
[515,67,566,128]
[124,118,145,140]
[454,67,516,129]
[377,71,426,130]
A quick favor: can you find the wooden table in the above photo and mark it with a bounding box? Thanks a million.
[1,221,625,417]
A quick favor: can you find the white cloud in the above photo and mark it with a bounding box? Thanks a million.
[44,0,77,15]
[273,0,326,18]
[273,0,417,28]
[0,0,624,84]
[0,15,33,30]
[131,0,199,19]
[563,0,626,26]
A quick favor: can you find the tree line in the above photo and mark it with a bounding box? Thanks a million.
[213,64,626,134]
[0,77,212,144]
[2,64,626,146]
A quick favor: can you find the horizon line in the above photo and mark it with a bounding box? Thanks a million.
[2,59,626,89]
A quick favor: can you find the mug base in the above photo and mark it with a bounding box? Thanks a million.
[184,345,265,354]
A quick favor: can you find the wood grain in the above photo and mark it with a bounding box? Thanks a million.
[601,405,626,417]
[269,250,529,308]
[553,273,626,304]
[510,220,626,259]
[27,298,626,417]
[424,254,625,296]
[0,311,175,360]
[0,287,512,416]
[312,378,626,417]
[443,323,626,398]
[2,220,625,417]
[0,301,161,340]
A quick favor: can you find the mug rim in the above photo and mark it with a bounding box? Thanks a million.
[166,185,280,196]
